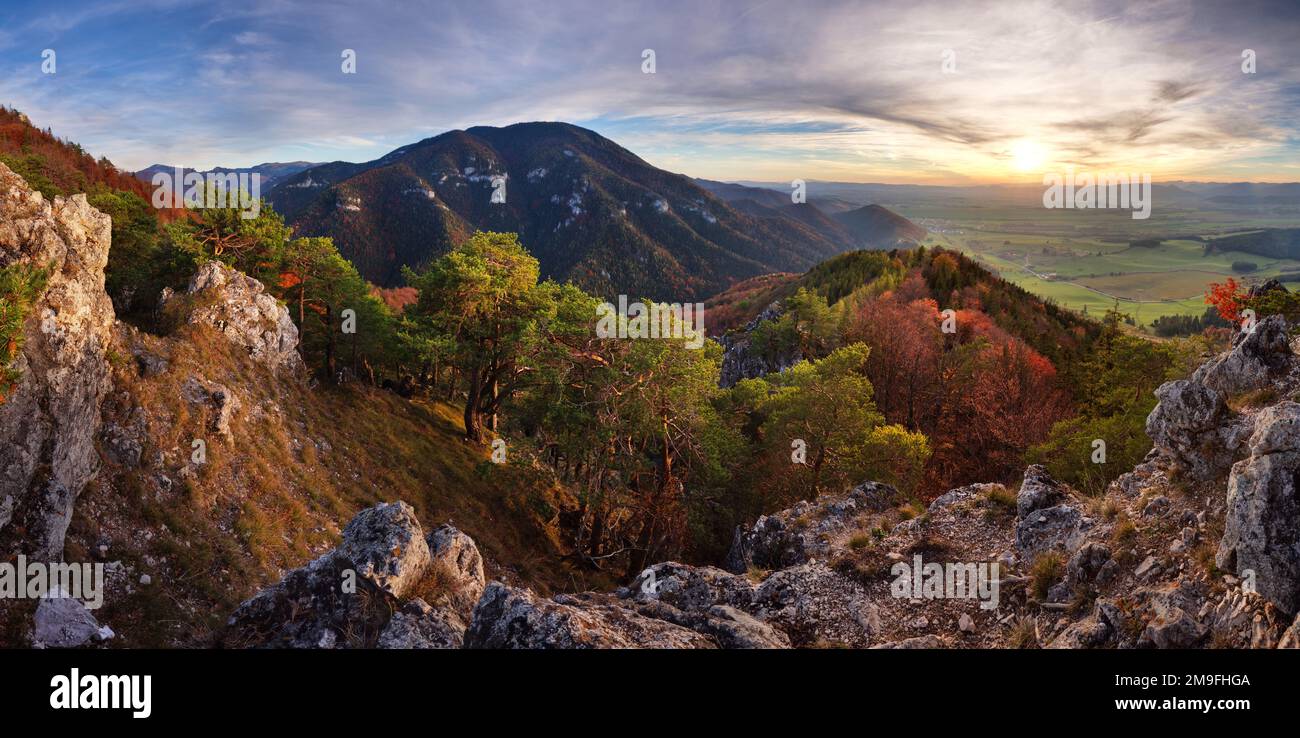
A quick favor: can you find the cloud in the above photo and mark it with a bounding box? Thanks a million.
[0,0,1296,181]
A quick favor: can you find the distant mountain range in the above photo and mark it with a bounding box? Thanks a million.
[263,123,926,299]
[135,161,322,189]
[694,178,927,250]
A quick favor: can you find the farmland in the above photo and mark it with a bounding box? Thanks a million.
[887,194,1300,331]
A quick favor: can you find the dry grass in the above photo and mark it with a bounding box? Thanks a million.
[67,320,597,646]
[1030,551,1065,601]
[1007,617,1039,649]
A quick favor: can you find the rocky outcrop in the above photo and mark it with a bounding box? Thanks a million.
[1014,466,1087,558]
[426,523,486,619]
[1016,464,1067,517]
[223,502,478,648]
[1216,402,1300,614]
[717,301,801,388]
[1145,380,1251,482]
[222,301,1300,650]
[1191,315,1293,397]
[0,161,115,562]
[175,261,303,374]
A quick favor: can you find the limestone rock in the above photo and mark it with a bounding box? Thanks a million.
[377,598,465,649]
[750,562,876,647]
[336,501,430,599]
[426,523,486,620]
[183,260,304,373]
[0,162,115,562]
[1016,464,1066,517]
[1145,379,1250,481]
[33,593,113,648]
[1191,314,1293,397]
[224,501,432,647]
[464,582,716,649]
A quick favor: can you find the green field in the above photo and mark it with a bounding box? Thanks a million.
[896,200,1300,332]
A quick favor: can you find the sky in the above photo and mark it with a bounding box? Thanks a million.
[1,0,1297,184]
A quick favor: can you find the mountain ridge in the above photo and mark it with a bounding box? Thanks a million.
[269,122,923,299]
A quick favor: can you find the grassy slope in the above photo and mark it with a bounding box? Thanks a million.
[63,318,595,647]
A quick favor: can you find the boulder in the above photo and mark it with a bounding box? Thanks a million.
[0,162,115,562]
[336,501,430,599]
[377,598,465,649]
[224,501,432,648]
[630,561,755,610]
[426,524,485,620]
[750,562,877,647]
[1015,504,1085,558]
[1048,617,1112,649]
[1135,580,1210,649]
[33,592,113,648]
[1065,542,1115,589]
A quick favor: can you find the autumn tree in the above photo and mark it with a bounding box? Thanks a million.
[278,236,391,381]
[743,343,930,501]
[404,231,559,442]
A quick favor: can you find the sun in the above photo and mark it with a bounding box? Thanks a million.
[1010,139,1048,173]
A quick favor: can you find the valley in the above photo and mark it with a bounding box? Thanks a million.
[738,180,1300,330]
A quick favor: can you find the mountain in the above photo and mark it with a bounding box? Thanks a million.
[135,161,321,189]
[832,203,928,246]
[693,177,926,249]
[268,123,890,299]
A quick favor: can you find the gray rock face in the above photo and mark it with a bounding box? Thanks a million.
[1065,542,1116,589]
[750,562,876,648]
[0,162,115,562]
[1016,465,1066,517]
[225,501,451,648]
[1048,617,1112,649]
[336,501,430,599]
[1217,403,1300,614]
[377,598,466,649]
[631,561,756,612]
[1016,505,1085,558]
[181,376,241,442]
[182,261,304,373]
[717,301,800,388]
[1145,379,1250,481]
[1191,315,1293,397]
[427,523,486,620]
[1014,471,1086,558]
[1132,581,1210,649]
[464,582,716,649]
